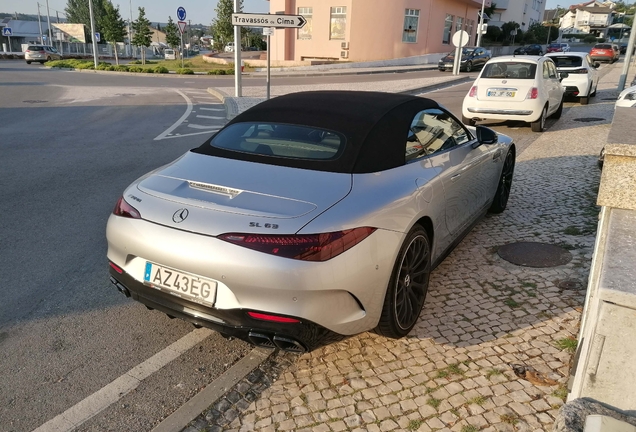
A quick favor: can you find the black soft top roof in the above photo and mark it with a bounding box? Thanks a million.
[192,91,441,174]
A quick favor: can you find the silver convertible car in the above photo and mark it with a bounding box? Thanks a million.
[107,91,515,352]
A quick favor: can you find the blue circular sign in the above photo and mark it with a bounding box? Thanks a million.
[176,6,186,21]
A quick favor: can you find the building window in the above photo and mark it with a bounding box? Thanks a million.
[443,14,454,44]
[330,6,347,40]
[402,9,420,43]
[298,7,312,40]
[457,16,464,33]
[468,20,474,43]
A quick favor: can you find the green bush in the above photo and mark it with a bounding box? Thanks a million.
[96,62,113,70]
[154,66,169,74]
[129,60,142,64]
[127,66,144,72]
[113,65,129,72]
[583,35,598,43]
[183,61,194,67]
[176,68,194,75]
[597,38,606,43]
[143,67,154,73]
[207,69,226,75]
[226,68,235,75]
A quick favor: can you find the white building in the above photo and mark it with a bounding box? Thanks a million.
[487,0,547,31]
[559,3,614,37]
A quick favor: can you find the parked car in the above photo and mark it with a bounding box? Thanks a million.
[438,47,491,72]
[619,42,628,54]
[106,91,516,352]
[462,55,566,132]
[224,42,235,52]
[164,49,176,60]
[513,44,544,55]
[615,84,636,108]
[545,52,599,104]
[547,43,571,53]
[590,43,619,63]
[24,45,61,64]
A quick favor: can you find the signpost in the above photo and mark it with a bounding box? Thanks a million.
[3,27,11,52]
[231,13,307,98]
[177,7,187,68]
[451,30,469,76]
[94,32,100,42]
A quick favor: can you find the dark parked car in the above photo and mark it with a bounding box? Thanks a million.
[514,44,544,55]
[438,47,491,72]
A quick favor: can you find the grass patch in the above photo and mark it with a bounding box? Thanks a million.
[553,385,568,401]
[447,363,465,376]
[563,226,584,236]
[504,298,520,308]
[555,337,578,353]
[436,370,450,379]
[485,369,503,379]
[408,419,423,430]
[461,426,480,432]
[466,395,487,405]
[500,414,519,425]
[521,282,537,288]
[427,398,442,409]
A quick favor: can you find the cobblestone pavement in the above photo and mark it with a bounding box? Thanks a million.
[185,64,624,432]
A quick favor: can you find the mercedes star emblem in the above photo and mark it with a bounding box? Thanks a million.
[172,208,189,223]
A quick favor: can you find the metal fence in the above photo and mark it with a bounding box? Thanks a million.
[49,41,164,59]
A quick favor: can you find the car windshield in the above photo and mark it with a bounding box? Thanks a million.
[481,62,537,79]
[165,49,174,54]
[595,44,612,49]
[550,56,583,68]
[209,122,345,160]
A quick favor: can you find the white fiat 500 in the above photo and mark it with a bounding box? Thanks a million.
[462,55,567,132]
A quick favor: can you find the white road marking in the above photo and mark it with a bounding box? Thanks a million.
[194,96,222,101]
[160,130,216,139]
[154,89,193,141]
[32,329,213,432]
[199,107,225,112]
[188,124,221,130]
[196,115,225,120]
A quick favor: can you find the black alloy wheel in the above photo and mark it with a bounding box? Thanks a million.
[531,106,547,132]
[465,61,473,72]
[488,148,516,214]
[376,226,431,338]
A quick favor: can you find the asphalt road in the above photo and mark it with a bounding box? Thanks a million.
[0,59,613,432]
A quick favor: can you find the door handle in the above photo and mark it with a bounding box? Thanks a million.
[451,174,461,181]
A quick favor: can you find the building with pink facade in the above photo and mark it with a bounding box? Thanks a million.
[267,0,483,63]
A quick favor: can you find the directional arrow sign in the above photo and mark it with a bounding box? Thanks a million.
[178,21,187,34]
[2,27,12,36]
[232,13,306,28]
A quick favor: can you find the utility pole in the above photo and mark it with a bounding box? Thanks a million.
[476,0,487,48]
[37,3,44,44]
[617,16,636,91]
[234,0,242,97]
[547,5,560,46]
[129,0,133,58]
[88,0,98,68]
[45,0,53,45]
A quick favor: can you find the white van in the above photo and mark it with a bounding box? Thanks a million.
[164,49,176,60]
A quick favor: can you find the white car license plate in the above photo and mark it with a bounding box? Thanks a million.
[487,89,516,97]
[143,262,217,306]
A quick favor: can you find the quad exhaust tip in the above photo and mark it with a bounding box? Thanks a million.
[110,276,131,298]
[248,332,306,353]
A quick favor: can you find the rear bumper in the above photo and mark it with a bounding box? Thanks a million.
[466,107,533,116]
[109,267,344,352]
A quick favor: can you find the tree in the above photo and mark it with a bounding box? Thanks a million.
[165,16,180,51]
[211,0,243,49]
[132,7,152,64]
[102,1,126,64]
[501,21,520,44]
[484,25,502,42]
[65,0,107,42]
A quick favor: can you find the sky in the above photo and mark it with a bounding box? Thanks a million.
[0,0,617,25]
[0,0,270,25]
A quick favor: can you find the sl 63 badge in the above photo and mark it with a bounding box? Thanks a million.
[250,222,279,229]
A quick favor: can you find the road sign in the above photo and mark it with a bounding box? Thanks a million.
[452,30,469,48]
[232,13,306,28]
[178,21,187,34]
[2,27,12,36]
[177,6,186,21]
[95,32,100,42]
[263,27,274,36]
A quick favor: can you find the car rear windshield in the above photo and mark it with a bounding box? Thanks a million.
[481,62,537,79]
[550,56,583,67]
[595,44,612,49]
[209,122,345,160]
[27,45,44,50]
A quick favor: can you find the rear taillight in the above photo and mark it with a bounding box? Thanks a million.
[25,50,31,53]
[109,261,123,274]
[113,196,141,219]
[468,86,477,97]
[247,312,300,323]
[218,227,377,261]
[526,87,539,99]
[576,68,588,74]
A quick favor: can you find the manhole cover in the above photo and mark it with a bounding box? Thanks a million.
[573,117,605,122]
[498,242,572,268]
[558,280,583,290]
[23,100,48,104]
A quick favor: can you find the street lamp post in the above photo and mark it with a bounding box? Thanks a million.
[476,0,487,48]
[88,0,98,68]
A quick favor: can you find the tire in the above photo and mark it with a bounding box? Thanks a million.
[580,94,589,105]
[376,225,431,338]
[489,148,516,214]
[531,106,547,132]
[461,114,476,126]
[551,98,563,119]
[26,61,31,64]
[438,69,445,72]
[591,84,597,97]
[465,61,472,72]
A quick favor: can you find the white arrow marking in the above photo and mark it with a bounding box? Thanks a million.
[196,115,225,120]
[188,124,221,130]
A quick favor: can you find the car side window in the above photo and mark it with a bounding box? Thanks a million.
[406,108,472,162]
[542,62,550,79]
[548,62,558,79]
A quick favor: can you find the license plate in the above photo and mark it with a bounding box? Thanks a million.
[144,262,217,306]
[487,90,516,97]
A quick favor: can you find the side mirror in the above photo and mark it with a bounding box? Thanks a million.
[559,72,569,81]
[475,125,498,145]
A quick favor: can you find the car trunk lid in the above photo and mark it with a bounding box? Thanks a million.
[476,78,535,102]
